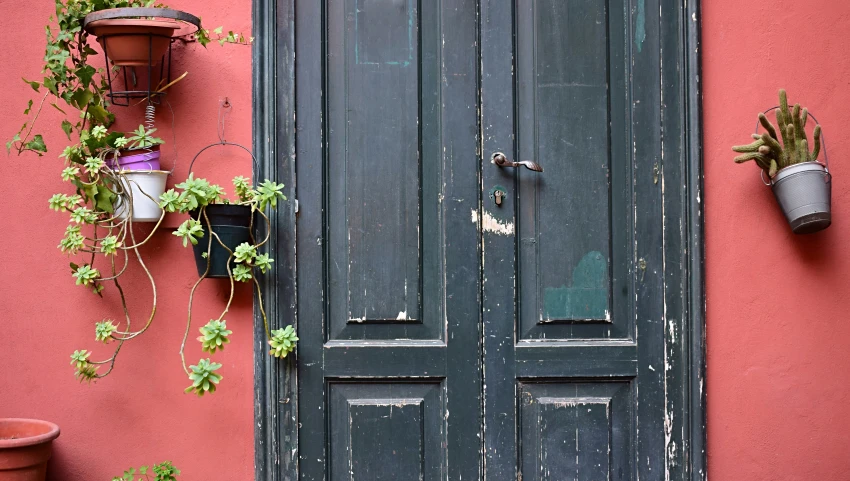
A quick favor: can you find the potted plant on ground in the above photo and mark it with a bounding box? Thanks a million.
[0,418,60,481]
[112,461,180,481]
[732,89,831,234]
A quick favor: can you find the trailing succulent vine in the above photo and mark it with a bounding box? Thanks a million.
[8,0,294,395]
[732,89,823,178]
[159,175,295,396]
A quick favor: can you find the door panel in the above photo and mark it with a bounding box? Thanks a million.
[481,0,665,480]
[519,382,633,481]
[329,382,443,480]
[327,0,439,340]
[295,0,481,480]
[515,0,632,341]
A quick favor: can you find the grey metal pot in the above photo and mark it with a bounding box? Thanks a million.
[770,161,831,234]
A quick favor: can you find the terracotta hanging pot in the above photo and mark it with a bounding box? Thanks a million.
[86,18,179,66]
[0,418,60,481]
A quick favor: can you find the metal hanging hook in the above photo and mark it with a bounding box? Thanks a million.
[218,98,233,143]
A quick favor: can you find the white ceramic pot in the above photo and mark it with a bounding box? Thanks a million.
[115,170,169,222]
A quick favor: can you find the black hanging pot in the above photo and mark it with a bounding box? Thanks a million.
[191,204,254,278]
[186,137,260,278]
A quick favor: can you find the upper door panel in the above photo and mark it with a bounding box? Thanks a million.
[515,0,632,341]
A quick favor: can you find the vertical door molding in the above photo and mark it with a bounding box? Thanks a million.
[253,0,297,479]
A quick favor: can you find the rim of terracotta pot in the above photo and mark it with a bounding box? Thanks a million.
[0,419,60,449]
[86,18,181,31]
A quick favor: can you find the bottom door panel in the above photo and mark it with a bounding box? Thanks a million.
[329,382,444,480]
[519,381,633,481]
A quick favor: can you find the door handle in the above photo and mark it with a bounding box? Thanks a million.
[492,152,544,173]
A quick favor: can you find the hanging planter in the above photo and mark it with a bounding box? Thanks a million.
[157,104,296,396]
[85,18,179,66]
[191,204,254,278]
[107,145,161,171]
[733,89,832,234]
[770,161,831,234]
[82,8,202,106]
[115,170,169,223]
[174,137,261,278]
[0,418,60,481]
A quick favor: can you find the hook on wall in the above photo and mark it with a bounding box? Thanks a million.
[218,98,233,143]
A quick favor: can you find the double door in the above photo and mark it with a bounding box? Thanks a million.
[294,0,681,479]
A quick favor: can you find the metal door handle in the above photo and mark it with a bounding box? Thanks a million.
[492,152,544,172]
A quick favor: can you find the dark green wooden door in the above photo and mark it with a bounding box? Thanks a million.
[292,0,683,479]
[480,0,668,479]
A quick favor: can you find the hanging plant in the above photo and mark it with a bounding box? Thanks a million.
[6,0,255,387]
[732,89,832,234]
[159,165,296,396]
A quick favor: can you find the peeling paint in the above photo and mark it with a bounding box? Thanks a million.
[472,208,515,236]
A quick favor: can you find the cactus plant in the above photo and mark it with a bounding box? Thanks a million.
[732,89,822,178]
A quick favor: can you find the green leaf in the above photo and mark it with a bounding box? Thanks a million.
[24,135,47,154]
[22,77,40,92]
[71,89,93,110]
[93,185,116,214]
[23,99,34,115]
[75,65,96,88]
[42,77,57,95]
[88,104,111,125]
[6,133,21,155]
[174,219,205,247]
[61,120,73,140]
[51,103,67,115]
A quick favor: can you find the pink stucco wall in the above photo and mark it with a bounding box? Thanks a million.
[3,1,850,480]
[703,1,850,480]
[0,1,255,480]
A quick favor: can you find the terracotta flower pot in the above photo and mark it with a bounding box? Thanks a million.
[87,18,179,66]
[0,419,60,481]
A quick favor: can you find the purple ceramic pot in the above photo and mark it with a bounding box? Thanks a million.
[107,148,161,171]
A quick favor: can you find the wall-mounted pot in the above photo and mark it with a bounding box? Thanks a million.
[85,18,179,66]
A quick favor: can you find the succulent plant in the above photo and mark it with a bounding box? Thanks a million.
[269,325,299,359]
[198,320,232,354]
[185,359,223,396]
[732,89,822,178]
[95,320,117,343]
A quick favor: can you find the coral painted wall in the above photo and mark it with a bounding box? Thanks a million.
[4,0,850,480]
[0,1,255,480]
[703,1,850,480]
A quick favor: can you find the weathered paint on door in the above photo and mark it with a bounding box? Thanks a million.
[295,0,481,479]
[291,0,680,479]
[480,0,668,478]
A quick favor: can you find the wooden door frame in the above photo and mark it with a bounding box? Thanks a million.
[251,0,706,480]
